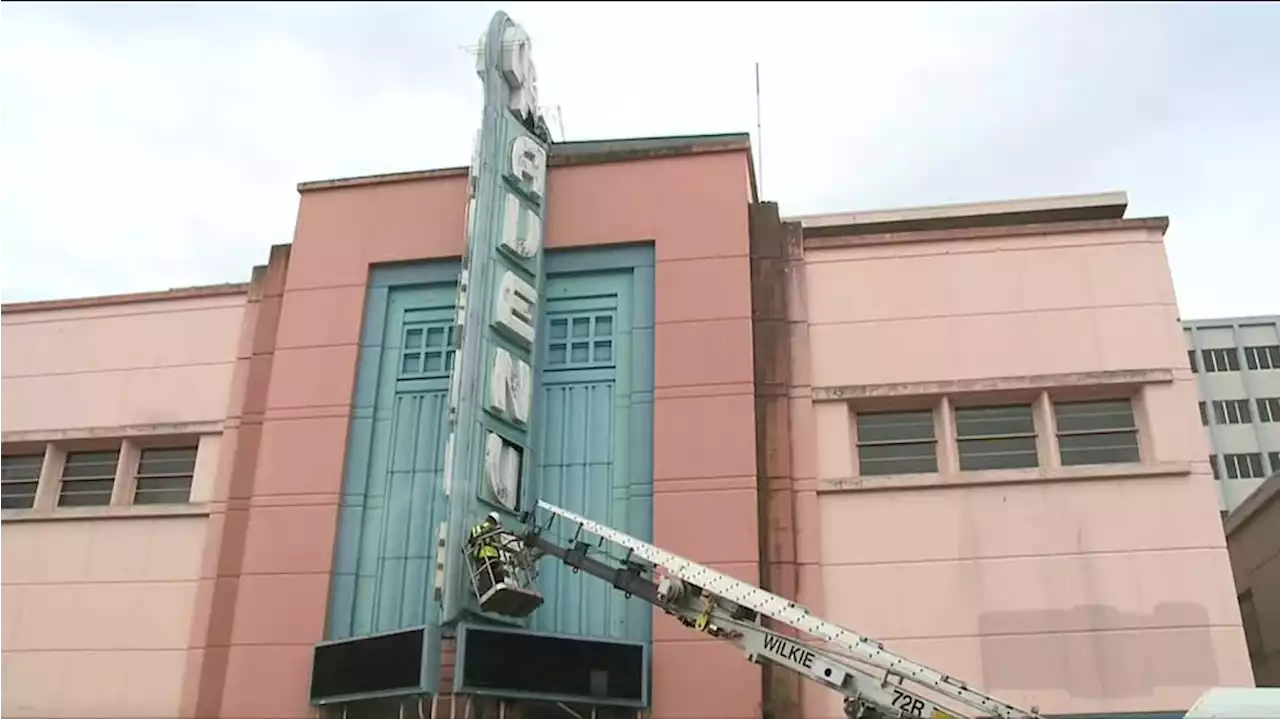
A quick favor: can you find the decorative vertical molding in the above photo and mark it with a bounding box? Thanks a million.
[34,444,64,512]
[846,403,860,476]
[181,243,290,719]
[1132,385,1157,465]
[936,396,959,475]
[748,201,802,718]
[111,438,141,506]
[1034,390,1060,470]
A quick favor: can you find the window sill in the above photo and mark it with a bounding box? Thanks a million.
[1,503,211,523]
[817,461,1193,494]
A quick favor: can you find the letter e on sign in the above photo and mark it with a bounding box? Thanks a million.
[494,271,537,348]
[509,135,547,202]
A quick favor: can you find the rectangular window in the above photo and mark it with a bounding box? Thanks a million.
[1187,349,1199,373]
[955,404,1038,471]
[2,453,44,510]
[1269,452,1280,474]
[1054,399,1141,466]
[855,410,938,476]
[1198,401,1209,426]
[1201,347,1240,373]
[1223,453,1266,480]
[58,450,120,507]
[1243,344,1280,371]
[1213,399,1252,425]
[1209,454,1221,480]
[1257,397,1280,423]
[133,447,197,505]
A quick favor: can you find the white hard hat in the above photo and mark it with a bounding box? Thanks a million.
[486,511,501,523]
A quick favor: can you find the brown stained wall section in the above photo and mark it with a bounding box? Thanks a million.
[748,203,802,717]
[181,245,292,718]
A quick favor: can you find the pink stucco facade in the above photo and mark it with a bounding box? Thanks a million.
[0,140,1251,719]
[784,207,1254,717]
[1,288,246,718]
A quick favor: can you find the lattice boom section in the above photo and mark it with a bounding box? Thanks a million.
[534,500,1036,719]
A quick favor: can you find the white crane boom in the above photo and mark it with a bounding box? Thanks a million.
[508,500,1042,719]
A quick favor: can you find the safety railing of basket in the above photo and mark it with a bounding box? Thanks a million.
[463,527,542,599]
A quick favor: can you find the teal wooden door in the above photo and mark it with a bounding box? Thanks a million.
[529,269,651,645]
[328,281,456,639]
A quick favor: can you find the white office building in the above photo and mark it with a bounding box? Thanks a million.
[1185,315,1280,511]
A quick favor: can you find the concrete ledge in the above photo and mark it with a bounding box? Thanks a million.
[817,461,1192,494]
[1,282,248,314]
[2,420,226,445]
[1,503,211,523]
[813,368,1176,402]
[803,216,1169,250]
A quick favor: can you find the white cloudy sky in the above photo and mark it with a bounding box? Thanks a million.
[1,2,1277,319]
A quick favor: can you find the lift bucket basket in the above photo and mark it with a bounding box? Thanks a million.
[465,527,544,618]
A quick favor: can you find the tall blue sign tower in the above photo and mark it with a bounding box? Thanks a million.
[439,10,552,626]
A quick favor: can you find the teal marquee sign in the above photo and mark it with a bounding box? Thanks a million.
[439,10,552,626]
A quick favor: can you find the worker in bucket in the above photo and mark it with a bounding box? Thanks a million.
[467,511,507,598]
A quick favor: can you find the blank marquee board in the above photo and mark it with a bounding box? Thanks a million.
[455,622,648,707]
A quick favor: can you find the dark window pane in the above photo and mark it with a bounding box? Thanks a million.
[1059,431,1140,466]
[958,436,1038,471]
[134,488,192,505]
[1055,400,1135,433]
[62,451,120,479]
[858,443,938,475]
[955,406,1034,438]
[136,475,193,492]
[57,488,113,507]
[856,411,935,443]
[135,447,195,505]
[2,454,43,482]
[2,485,37,506]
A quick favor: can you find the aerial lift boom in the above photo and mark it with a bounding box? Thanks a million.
[503,500,1043,719]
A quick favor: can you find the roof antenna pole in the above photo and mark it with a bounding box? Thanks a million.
[755,61,764,199]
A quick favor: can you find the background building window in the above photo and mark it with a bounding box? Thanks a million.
[1269,452,1280,474]
[1201,347,1240,373]
[1257,397,1280,423]
[1198,401,1209,426]
[1213,399,1252,425]
[855,410,938,476]
[1223,453,1266,480]
[1243,344,1280,371]
[58,450,120,507]
[1187,349,1199,373]
[133,447,197,504]
[1209,454,1221,480]
[2,453,43,510]
[955,405,1038,471]
[1054,399,1141,466]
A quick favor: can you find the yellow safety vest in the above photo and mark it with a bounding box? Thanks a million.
[469,522,500,560]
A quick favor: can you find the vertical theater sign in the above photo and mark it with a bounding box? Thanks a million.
[439,10,552,625]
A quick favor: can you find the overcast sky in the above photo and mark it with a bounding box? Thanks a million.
[1,2,1276,319]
